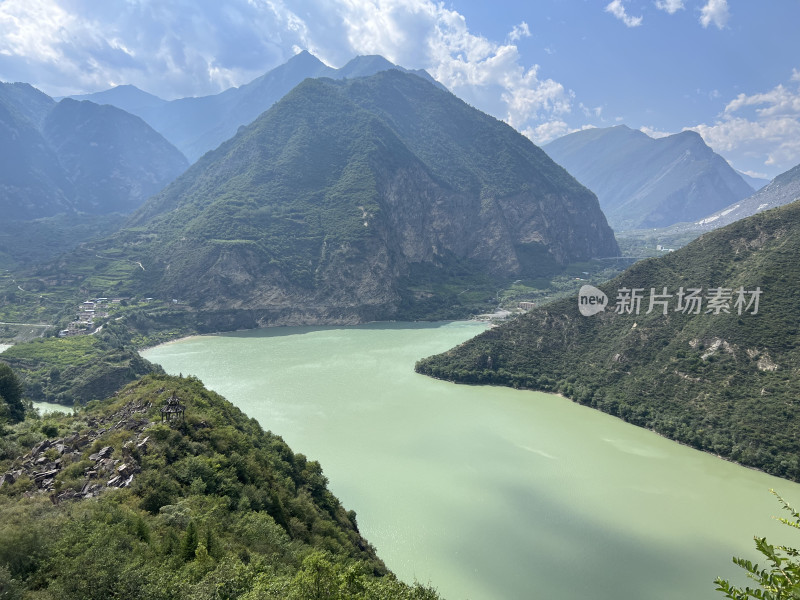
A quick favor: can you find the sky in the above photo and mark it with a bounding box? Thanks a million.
[0,0,798,180]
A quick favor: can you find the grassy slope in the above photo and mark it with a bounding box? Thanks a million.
[417,200,800,481]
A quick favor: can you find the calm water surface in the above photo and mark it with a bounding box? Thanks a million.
[32,401,74,415]
[142,321,800,600]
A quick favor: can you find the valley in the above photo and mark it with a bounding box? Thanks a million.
[1,20,799,598]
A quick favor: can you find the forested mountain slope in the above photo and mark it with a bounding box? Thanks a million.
[86,69,617,326]
[417,199,800,481]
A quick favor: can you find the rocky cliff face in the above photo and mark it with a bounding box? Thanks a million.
[105,70,617,324]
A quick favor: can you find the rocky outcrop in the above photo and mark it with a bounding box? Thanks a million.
[0,399,153,502]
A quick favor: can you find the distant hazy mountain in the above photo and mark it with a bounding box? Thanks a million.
[43,99,188,214]
[693,162,800,230]
[93,70,616,325]
[737,170,769,191]
[544,125,754,230]
[0,84,73,220]
[334,53,442,86]
[72,51,446,162]
[0,83,188,220]
[68,84,168,116]
[0,82,55,128]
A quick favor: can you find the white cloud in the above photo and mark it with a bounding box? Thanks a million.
[639,126,671,139]
[691,117,800,167]
[699,0,730,29]
[687,71,800,174]
[579,103,603,119]
[0,0,304,97]
[522,121,570,145]
[509,21,531,42]
[0,0,575,146]
[326,0,573,134]
[654,0,684,15]
[0,0,77,64]
[724,85,800,118]
[605,0,643,27]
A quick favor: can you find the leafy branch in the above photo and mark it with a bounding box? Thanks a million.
[716,490,800,599]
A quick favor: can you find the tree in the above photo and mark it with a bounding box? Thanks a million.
[716,490,800,599]
[0,564,23,600]
[134,470,181,514]
[0,363,24,423]
[180,521,199,562]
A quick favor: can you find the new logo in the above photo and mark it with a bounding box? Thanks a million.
[578,285,608,316]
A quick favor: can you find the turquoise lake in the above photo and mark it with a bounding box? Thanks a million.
[142,321,800,600]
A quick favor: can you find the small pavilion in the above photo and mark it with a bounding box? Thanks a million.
[160,392,185,424]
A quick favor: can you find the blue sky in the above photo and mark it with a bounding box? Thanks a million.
[0,0,798,179]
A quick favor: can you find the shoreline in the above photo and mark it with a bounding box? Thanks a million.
[138,318,487,351]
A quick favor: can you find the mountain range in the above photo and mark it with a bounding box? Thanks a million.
[0,82,188,221]
[80,68,618,326]
[692,161,800,230]
[543,125,755,231]
[417,194,800,481]
[618,160,800,251]
[70,51,444,163]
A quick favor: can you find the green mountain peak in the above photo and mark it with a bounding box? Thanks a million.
[105,70,617,325]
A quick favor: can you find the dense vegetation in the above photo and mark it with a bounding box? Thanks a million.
[0,374,440,599]
[417,199,800,481]
[0,363,24,423]
[0,322,159,406]
[0,213,127,271]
